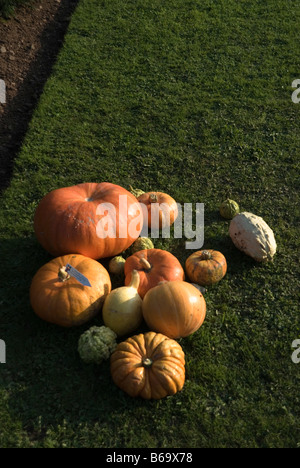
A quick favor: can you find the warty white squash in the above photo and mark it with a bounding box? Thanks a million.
[229,212,277,262]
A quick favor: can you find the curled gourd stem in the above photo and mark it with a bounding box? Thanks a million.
[142,357,153,368]
[139,257,152,271]
[58,266,71,282]
[129,185,145,198]
[201,250,212,261]
[128,269,140,289]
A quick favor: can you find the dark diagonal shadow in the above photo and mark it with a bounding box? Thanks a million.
[0,0,79,194]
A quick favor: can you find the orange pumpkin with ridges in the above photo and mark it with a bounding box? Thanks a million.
[34,182,142,259]
[110,332,185,399]
[185,249,227,286]
[30,254,111,327]
[137,191,178,230]
[124,248,185,299]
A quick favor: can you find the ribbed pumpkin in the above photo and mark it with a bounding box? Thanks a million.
[124,248,185,299]
[142,281,206,339]
[110,332,185,399]
[185,249,227,286]
[34,182,142,259]
[30,254,111,327]
[137,191,178,230]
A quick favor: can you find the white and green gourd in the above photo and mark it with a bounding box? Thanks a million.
[229,212,277,262]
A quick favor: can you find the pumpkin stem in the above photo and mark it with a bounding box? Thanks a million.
[201,250,212,261]
[149,193,158,203]
[142,357,153,368]
[139,257,152,272]
[128,270,140,290]
[129,185,145,198]
[58,266,71,282]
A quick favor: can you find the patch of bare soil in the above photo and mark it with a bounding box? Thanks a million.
[0,0,79,193]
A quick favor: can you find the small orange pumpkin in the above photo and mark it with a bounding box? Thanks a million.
[30,254,111,327]
[185,249,227,286]
[110,332,185,399]
[124,248,185,299]
[137,191,178,230]
[142,281,206,339]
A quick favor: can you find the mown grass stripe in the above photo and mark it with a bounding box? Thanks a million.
[0,0,299,448]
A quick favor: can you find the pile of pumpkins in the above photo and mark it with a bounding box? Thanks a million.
[30,182,277,400]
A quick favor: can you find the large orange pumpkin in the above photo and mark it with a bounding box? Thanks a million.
[110,332,185,399]
[30,254,111,327]
[142,281,206,339]
[185,249,227,286]
[124,248,185,298]
[34,182,142,259]
[137,191,178,230]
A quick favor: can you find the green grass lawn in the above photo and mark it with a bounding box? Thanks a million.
[0,0,300,448]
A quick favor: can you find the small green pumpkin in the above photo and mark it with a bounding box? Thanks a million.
[108,256,126,275]
[220,199,240,219]
[131,237,154,253]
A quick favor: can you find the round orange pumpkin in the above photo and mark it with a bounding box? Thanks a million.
[185,249,227,286]
[110,331,185,399]
[30,254,111,327]
[142,281,206,339]
[34,182,142,259]
[137,191,178,230]
[124,248,185,299]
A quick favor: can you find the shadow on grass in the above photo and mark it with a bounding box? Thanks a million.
[0,231,264,444]
[0,0,79,194]
[0,236,151,440]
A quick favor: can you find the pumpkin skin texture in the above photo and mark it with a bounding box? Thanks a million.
[185,250,227,286]
[137,191,178,230]
[124,248,185,299]
[34,182,142,259]
[30,254,111,327]
[142,281,206,339]
[110,332,185,399]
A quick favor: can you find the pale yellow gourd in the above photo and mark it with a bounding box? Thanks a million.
[229,212,277,262]
[102,270,143,336]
